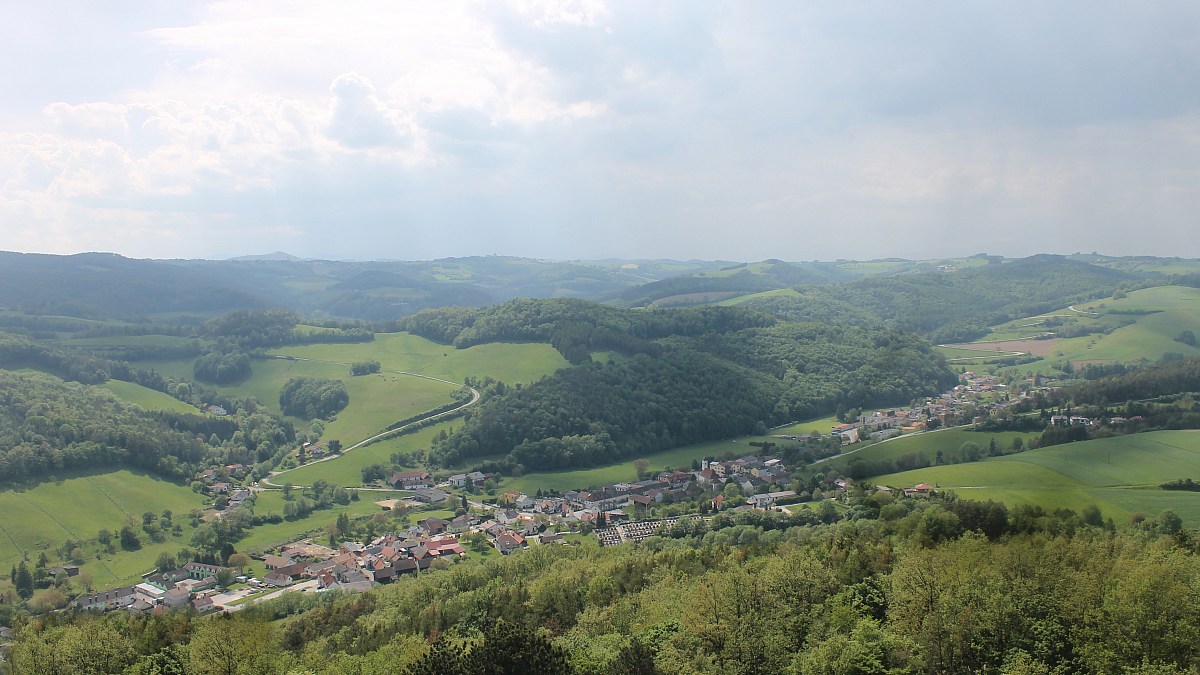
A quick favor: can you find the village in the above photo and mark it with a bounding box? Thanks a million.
[69,368,1064,617]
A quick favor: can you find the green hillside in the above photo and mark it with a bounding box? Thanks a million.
[825,427,1041,471]
[0,470,208,584]
[136,333,568,449]
[101,380,206,414]
[270,420,459,487]
[874,430,1200,524]
[953,285,1200,375]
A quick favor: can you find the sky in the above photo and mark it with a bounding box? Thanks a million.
[1,1,1198,262]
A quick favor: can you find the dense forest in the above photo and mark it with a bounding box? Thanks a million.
[1063,356,1200,406]
[743,255,1134,342]
[7,496,1200,674]
[0,371,209,482]
[0,330,300,483]
[419,300,955,471]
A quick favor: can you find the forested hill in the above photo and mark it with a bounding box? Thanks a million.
[615,259,852,306]
[407,300,955,471]
[0,370,209,483]
[743,254,1136,342]
[0,252,268,320]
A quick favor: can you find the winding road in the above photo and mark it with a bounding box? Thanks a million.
[260,358,480,489]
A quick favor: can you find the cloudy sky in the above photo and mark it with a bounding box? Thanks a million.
[2,1,1198,262]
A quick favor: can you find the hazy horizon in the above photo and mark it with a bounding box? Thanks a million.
[0,248,1143,266]
[3,2,1198,262]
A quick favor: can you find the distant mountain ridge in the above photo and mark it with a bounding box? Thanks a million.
[0,250,1194,324]
[227,251,304,262]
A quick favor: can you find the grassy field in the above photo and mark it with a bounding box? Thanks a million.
[271,420,461,487]
[772,414,841,436]
[505,436,773,494]
[102,380,206,414]
[971,285,1200,376]
[269,333,568,387]
[717,288,802,306]
[235,489,414,553]
[136,332,567,447]
[873,430,1200,525]
[136,356,458,441]
[0,470,210,586]
[824,428,1042,472]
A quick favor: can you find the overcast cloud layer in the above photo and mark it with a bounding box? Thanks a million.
[1,1,1198,261]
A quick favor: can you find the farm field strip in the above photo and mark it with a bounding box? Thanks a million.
[872,431,1200,525]
[979,285,1200,375]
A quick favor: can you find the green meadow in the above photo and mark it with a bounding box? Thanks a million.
[63,334,204,348]
[0,470,209,586]
[269,333,569,388]
[270,420,460,487]
[101,380,205,414]
[873,430,1200,525]
[135,333,567,447]
[716,288,803,306]
[972,285,1200,375]
[772,414,841,436]
[235,489,414,553]
[824,428,1042,471]
[136,356,456,441]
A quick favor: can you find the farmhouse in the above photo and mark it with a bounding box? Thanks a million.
[389,471,432,489]
[494,532,526,555]
[76,586,137,611]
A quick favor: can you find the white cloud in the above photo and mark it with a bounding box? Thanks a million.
[1,1,1198,261]
[327,73,412,150]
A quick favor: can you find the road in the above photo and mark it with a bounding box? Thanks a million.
[260,358,481,489]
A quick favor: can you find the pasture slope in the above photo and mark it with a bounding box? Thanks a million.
[136,332,567,440]
[874,430,1200,525]
[947,285,1200,375]
[254,333,568,487]
[0,470,208,587]
[821,428,1042,471]
[101,379,206,414]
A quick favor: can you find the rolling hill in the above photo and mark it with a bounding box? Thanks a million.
[874,430,1200,525]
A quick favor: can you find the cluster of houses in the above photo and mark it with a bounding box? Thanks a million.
[379,470,449,504]
[1050,415,1094,427]
[825,372,1037,444]
[259,533,467,590]
[464,456,800,546]
[198,463,253,506]
[74,561,228,615]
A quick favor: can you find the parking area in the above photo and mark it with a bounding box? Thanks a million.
[208,585,261,609]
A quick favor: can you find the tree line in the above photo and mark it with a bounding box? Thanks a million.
[8,492,1200,674]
